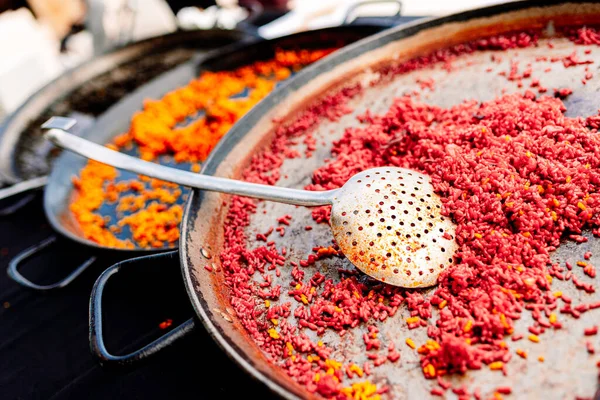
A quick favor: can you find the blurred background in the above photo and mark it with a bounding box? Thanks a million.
[0,0,507,122]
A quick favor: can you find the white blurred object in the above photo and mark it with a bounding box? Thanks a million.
[217,6,248,29]
[258,0,394,38]
[401,0,511,16]
[27,0,86,39]
[177,5,249,31]
[61,30,95,69]
[124,0,177,41]
[178,6,219,30]
[87,0,177,54]
[0,9,63,119]
[258,0,516,39]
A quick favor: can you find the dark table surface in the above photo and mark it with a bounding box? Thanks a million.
[0,196,277,400]
[0,17,424,400]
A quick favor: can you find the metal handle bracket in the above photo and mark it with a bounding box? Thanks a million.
[89,250,196,368]
[7,236,96,291]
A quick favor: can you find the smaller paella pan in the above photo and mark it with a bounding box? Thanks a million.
[10,23,390,290]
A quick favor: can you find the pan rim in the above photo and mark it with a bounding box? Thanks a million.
[177,0,597,398]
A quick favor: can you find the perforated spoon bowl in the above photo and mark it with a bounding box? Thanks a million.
[43,117,457,287]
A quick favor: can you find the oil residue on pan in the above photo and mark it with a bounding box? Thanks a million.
[68,48,337,249]
[214,27,600,398]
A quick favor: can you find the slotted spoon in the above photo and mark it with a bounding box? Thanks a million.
[43,117,457,288]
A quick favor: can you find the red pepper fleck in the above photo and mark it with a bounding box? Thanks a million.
[584,326,598,336]
[159,319,173,329]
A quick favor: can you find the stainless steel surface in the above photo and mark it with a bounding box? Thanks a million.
[41,116,77,131]
[333,167,457,287]
[44,125,335,207]
[46,122,457,287]
[0,176,48,202]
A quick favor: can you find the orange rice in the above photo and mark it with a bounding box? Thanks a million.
[70,48,336,249]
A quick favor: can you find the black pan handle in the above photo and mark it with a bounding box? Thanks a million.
[342,0,403,26]
[234,0,264,38]
[7,235,96,291]
[89,250,196,368]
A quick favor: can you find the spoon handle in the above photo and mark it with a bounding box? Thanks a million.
[43,118,334,207]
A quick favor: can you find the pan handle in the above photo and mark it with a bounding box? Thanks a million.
[90,250,196,368]
[0,176,48,216]
[7,235,97,291]
[234,0,264,37]
[342,0,403,26]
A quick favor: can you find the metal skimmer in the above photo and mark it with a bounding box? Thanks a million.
[43,117,457,288]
